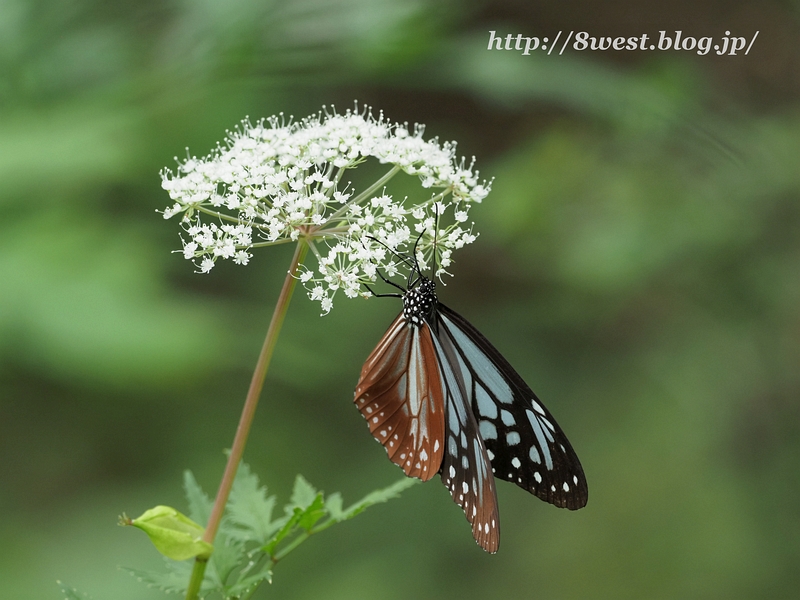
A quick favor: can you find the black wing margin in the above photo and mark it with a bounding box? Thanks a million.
[436,303,588,511]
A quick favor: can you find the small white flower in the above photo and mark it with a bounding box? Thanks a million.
[233,250,251,265]
[199,257,215,273]
[310,285,325,301]
[182,241,198,259]
[161,104,492,312]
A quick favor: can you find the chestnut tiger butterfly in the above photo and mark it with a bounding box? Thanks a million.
[354,232,588,553]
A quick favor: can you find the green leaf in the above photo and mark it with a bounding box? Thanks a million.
[224,568,273,598]
[57,582,93,600]
[124,469,421,598]
[210,537,245,588]
[225,462,279,545]
[126,505,213,561]
[325,492,344,521]
[263,507,304,555]
[297,493,326,531]
[289,474,318,508]
[339,477,421,521]
[263,495,325,555]
[184,470,213,526]
[122,561,198,596]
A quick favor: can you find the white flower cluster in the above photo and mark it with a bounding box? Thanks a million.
[161,105,491,313]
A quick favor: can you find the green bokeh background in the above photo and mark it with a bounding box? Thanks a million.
[2,1,798,598]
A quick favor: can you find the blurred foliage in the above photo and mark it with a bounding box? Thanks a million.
[1,0,798,599]
[123,466,417,598]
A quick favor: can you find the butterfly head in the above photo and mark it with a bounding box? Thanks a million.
[402,276,437,327]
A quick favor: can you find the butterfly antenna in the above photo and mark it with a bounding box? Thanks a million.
[409,229,425,289]
[360,236,407,296]
[432,203,440,280]
[365,235,416,271]
[363,280,402,298]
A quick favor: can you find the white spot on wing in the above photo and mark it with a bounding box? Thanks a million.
[448,401,459,433]
[526,410,553,469]
[506,431,521,445]
[475,385,498,418]
[479,420,498,440]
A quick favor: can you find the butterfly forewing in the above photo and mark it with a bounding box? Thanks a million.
[437,304,588,510]
[431,329,500,553]
[355,315,446,482]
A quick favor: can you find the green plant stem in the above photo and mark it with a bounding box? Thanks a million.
[184,240,308,600]
[326,165,400,222]
[184,558,207,600]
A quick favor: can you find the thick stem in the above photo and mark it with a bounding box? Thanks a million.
[184,240,308,600]
[184,558,207,600]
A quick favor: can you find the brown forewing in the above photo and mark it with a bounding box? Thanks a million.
[355,315,446,481]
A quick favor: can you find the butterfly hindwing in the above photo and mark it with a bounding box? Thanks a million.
[437,304,588,511]
[355,314,446,482]
[430,327,500,553]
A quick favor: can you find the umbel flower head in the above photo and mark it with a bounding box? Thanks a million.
[161,104,491,313]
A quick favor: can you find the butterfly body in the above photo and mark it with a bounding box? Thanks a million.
[355,273,587,553]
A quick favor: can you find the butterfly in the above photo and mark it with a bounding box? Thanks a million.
[354,242,588,553]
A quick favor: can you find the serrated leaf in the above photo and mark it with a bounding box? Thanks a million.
[297,493,326,531]
[263,492,326,556]
[340,477,420,521]
[224,568,273,598]
[325,492,344,521]
[122,561,197,596]
[289,474,317,509]
[57,581,93,600]
[184,470,213,526]
[225,462,279,545]
[263,508,303,555]
[210,536,246,588]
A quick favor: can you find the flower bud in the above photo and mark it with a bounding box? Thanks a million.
[122,506,213,561]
